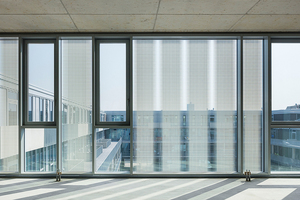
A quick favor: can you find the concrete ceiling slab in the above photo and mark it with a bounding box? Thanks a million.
[62,0,159,15]
[0,0,67,14]
[0,0,299,32]
[231,15,300,31]
[248,0,300,14]
[0,15,77,32]
[71,15,156,31]
[155,15,243,31]
[159,0,259,15]
[5,29,79,33]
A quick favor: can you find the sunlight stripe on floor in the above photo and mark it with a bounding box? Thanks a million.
[94,179,176,200]
[258,178,300,185]
[169,179,227,200]
[63,179,112,186]
[189,179,244,200]
[131,179,205,200]
[0,188,63,200]
[226,188,296,200]
[59,179,148,200]
[0,179,37,185]
[0,179,52,194]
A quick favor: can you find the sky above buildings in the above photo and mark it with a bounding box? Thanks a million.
[28,43,54,93]
[272,43,300,110]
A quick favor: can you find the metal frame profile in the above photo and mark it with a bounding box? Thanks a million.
[22,39,58,127]
[94,38,131,127]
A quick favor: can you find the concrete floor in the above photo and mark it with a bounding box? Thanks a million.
[0,178,299,199]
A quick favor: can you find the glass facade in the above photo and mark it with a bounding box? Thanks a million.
[0,36,299,176]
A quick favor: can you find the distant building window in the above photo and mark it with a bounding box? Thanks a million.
[210,115,214,122]
[100,113,106,122]
[112,115,124,122]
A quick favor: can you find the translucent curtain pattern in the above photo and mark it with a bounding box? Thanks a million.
[243,40,263,172]
[61,39,92,172]
[133,39,237,173]
[0,39,19,172]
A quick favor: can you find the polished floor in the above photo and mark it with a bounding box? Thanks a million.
[0,178,299,200]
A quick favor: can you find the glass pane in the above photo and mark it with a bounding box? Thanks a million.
[133,40,237,173]
[272,43,300,121]
[100,43,126,122]
[25,128,56,172]
[61,39,92,172]
[272,43,300,172]
[243,40,263,172]
[96,128,130,173]
[0,39,19,172]
[271,128,300,171]
[28,43,54,122]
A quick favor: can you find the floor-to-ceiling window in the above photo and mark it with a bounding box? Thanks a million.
[271,42,300,172]
[22,39,58,172]
[95,39,131,174]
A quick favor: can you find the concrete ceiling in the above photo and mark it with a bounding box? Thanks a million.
[0,0,300,33]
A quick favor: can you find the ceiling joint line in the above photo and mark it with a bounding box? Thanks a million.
[60,0,79,32]
[153,0,162,31]
[228,15,246,31]
[246,0,261,15]
[228,0,261,31]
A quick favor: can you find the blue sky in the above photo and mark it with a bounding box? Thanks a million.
[28,43,54,93]
[100,43,126,111]
[272,43,300,110]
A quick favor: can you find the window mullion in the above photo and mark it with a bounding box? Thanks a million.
[237,37,243,174]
